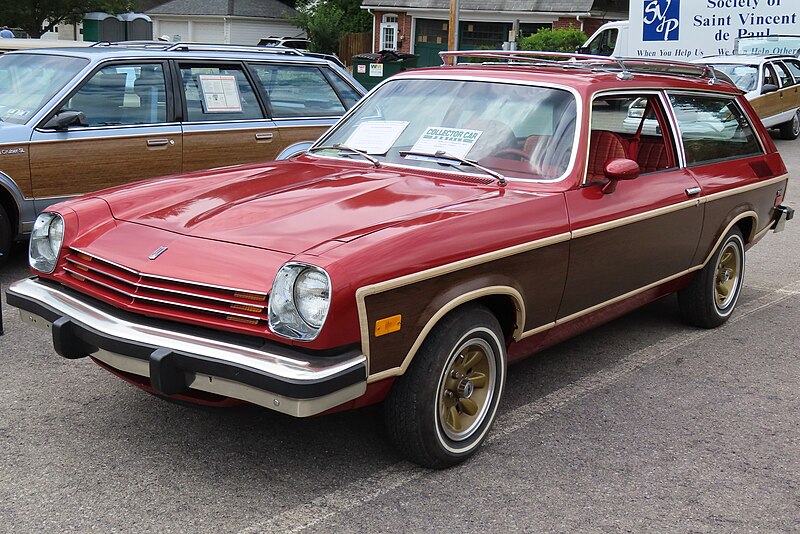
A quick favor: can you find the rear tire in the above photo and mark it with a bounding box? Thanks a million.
[383,304,506,468]
[779,109,800,140]
[0,205,12,267]
[678,227,745,328]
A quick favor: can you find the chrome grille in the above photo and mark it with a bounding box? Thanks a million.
[62,248,269,331]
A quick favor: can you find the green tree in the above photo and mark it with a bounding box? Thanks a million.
[518,27,588,54]
[0,0,134,38]
[292,0,371,54]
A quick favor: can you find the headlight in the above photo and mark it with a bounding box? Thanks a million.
[268,263,331,341]
[29,212,64,274]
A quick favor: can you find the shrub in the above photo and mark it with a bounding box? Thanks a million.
[518,27,588,53]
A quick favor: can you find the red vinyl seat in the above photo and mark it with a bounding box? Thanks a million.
[587,130,628,182]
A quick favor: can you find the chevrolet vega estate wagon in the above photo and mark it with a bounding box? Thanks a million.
[0,42,365,264]
[8,51,794,468]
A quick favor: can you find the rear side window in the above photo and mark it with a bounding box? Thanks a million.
[64,63,167,127]
[323,69,362,109]
[773,61,795,87]
[180,64,264,122]
[784,59,800,82]
[669,94,763,165]
[250,64,347,118]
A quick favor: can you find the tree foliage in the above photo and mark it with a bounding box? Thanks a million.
[0,0,134,38]
[518,27,588,53]
[291,0,371,54]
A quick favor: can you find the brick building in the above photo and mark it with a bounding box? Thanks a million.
[360,0,627,66]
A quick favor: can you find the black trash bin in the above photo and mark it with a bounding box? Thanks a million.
[352,50,418,90]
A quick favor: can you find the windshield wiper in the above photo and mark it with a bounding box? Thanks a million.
[308,143,381,168]
[399,150,507,186]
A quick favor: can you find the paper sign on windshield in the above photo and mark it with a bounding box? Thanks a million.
[410,127,482,159]
[344,120,409,154]
[198,74,242,113]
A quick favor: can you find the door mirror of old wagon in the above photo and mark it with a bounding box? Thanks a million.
[761,83,779,95]
[601,158,640,194]
[42,110,89,131]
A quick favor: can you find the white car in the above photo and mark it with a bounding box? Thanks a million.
[694,54,800,139]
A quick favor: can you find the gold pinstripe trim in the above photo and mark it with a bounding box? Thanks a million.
[358,173,788,381]
[366,286,524,383]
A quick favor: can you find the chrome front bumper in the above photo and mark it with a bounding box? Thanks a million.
[7,278,367,417]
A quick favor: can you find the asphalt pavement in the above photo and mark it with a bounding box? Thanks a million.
[1,138,798,533]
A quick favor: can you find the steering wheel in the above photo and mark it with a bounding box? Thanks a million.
[492,148,531,161]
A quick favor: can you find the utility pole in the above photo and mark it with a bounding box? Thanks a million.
[448,0,460,61]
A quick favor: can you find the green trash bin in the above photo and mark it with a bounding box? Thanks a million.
[352,50,419,91]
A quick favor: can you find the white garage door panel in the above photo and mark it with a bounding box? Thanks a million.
[159,21,189,41]
[193,21,225,43]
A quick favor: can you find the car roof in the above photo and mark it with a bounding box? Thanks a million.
[698,54,798,65]
[394,52,742,96]
[6,43,333,66]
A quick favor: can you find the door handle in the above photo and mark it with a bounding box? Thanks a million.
[255,132,274,141]
[685,186,702,196]
[146,138,171,147]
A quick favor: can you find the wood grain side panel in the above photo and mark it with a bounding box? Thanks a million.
[0,144,32,198]
[363,242,569,375]
[559,206,703,318]
[29,134,182,198]
[182,128,282,172]
[750,91,785,122]
[275,125,330,146]
[691,178,787,266]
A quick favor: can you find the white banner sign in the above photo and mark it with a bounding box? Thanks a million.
[630,0,799,59]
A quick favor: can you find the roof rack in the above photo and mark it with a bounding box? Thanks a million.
[90,40,172,49]
[439,50,724,85]
[91,41,306,57]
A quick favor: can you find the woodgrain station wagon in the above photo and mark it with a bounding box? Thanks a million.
[7,51,794,468]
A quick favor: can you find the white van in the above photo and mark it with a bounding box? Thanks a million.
[578,21,629,57]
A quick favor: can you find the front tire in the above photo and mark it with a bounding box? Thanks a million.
[383,304,506,468]
[678,227,745,328]
[779,109,800,140]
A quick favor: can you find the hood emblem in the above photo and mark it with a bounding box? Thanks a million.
[148,246,168,260]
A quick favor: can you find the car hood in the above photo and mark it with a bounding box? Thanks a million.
[97,159,497,255]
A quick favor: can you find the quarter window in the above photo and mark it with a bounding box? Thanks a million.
[251,64,346,118]
[180,64,264,122]
[669,94,763,165]
[783,59,800,82]
[64,63,167,127]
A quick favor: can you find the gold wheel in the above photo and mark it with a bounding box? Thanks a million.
[714,240,741,310]
[438,338,497,442]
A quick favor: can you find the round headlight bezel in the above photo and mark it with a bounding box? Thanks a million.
[268,262,332,341]
[29,212,65,274]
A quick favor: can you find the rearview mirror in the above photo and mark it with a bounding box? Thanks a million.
[601,158,640,194]
[42,110,88,131]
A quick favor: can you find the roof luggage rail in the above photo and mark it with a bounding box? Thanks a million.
[90,40,172,49]
[164,42,304,56]
[438,50,726,84]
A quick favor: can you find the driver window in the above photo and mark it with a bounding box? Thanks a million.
[64,64,167,127]
[587,94,676,183]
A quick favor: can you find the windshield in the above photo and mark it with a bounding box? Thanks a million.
[710,64,758,92]
[0,53,88,124]
[317,78,577,181]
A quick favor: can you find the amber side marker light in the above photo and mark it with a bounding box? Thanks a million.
[375,314,402,337]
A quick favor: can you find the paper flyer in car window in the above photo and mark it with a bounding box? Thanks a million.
[410,127,482,159]
[197,74,243,113]
[344,120,409,154]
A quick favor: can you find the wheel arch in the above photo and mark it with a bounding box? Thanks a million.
[700,210,757,267]
[366,285,523,383]
[0,172,24,237]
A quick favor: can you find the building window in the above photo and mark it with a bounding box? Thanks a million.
[380,14,399,50]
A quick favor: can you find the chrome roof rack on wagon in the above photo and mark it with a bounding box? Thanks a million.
[91,41,305,57]
[438,50,725,85]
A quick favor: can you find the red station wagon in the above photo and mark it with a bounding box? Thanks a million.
[7,51,794,468]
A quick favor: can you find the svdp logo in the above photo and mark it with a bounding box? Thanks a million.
[643,0,680,42]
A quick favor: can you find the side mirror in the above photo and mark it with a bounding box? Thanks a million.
[601,158,640,194]
[42,110,88,131]
[762,83,779,94]
[576,46,590,54]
